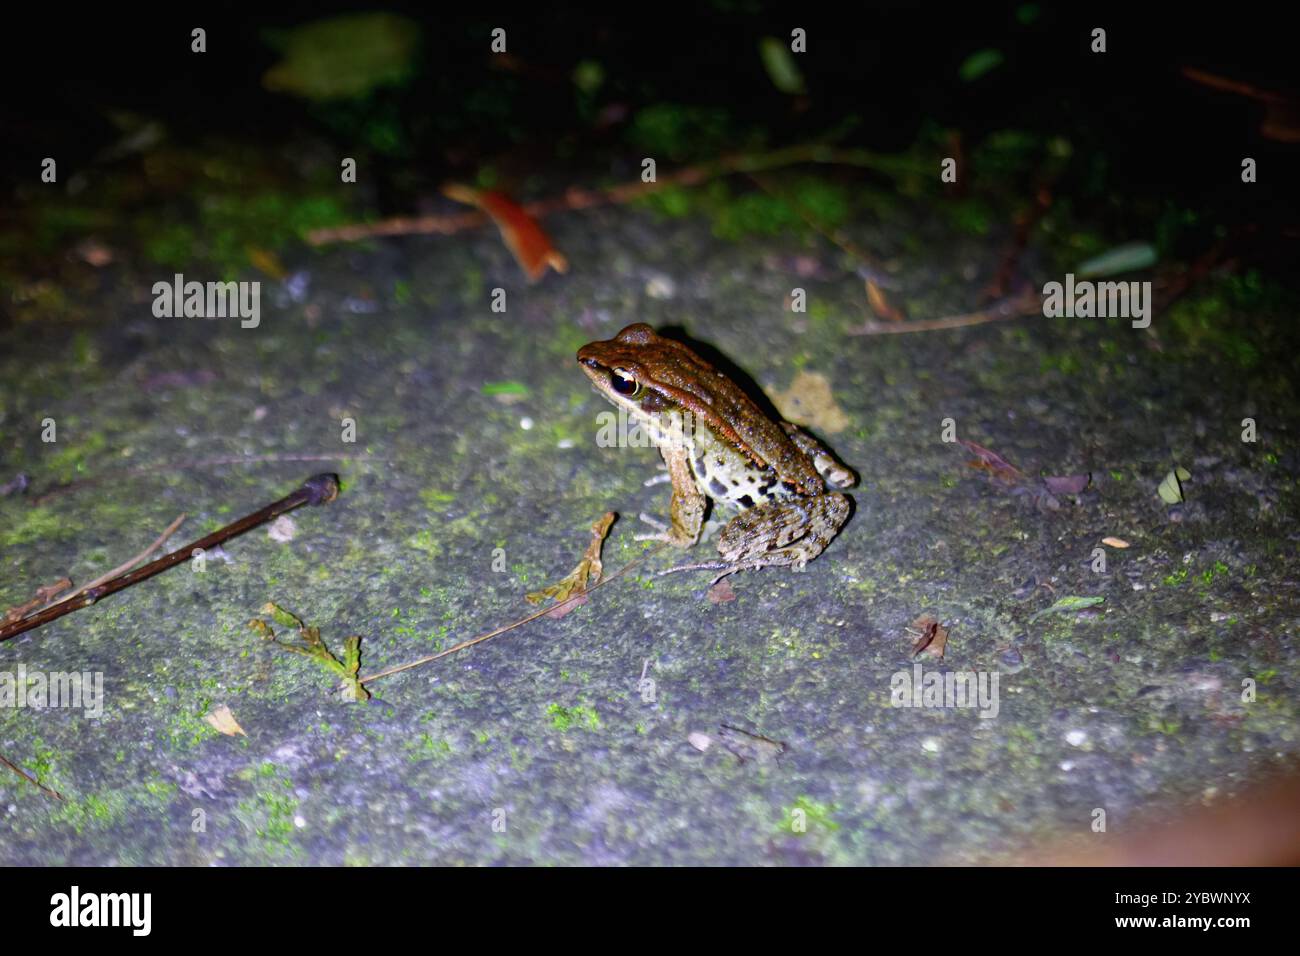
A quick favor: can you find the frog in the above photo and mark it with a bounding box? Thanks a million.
[577,323,855,583]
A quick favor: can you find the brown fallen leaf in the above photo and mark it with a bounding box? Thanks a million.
[247,247,288,281]
[526,512,616,607]
[717,724,787,764]
[1181,67,1300,143]
[865,278,907,322]
[442,183,569,282]
[707,579,737,604]
[770,370,852,435]
[1102,536,1130,549]
[544,591,590,620]
[74,238,114,267]
[204,704,247,737]
[908,614,949,659]
[1043,474,1091,495]
[957,438,1024,483]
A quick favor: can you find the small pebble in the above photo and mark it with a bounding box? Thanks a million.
[267,515,298,542]
[921,737,940,754]
[519,417,534,431]
[687,732,711,752]
[1065,730,1088,747]
[644,275,676,299]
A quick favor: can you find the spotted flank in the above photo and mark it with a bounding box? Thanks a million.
[687,429,792,510]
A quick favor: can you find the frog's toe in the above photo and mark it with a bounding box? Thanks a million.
[635,512,670,534]
[633,512,678,544]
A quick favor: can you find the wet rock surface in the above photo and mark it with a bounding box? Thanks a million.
[1,202,1296,864]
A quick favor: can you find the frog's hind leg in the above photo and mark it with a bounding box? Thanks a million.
[711,493,851,580]
[658,492,850,584]
[781,423,856,489]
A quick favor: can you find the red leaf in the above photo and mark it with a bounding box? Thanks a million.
[443,184,569,282]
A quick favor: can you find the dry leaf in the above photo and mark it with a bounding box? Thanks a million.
[707,579,737,604]
[247,247,288,280]
[74,238,114,267]
[443,183,568,282]
[958,438,1024,483]
[866,278,907,322]
[544,591,590,620]
[1043,474,1091,495]
[717,724,787,764]
[687,732,712,752]
[770,370,851,434]
[204,705,247,737]
[527,513,615,607]
[1102,536,1130,549]
[908,614,949,659]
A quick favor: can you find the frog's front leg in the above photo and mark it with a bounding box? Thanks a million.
[710,492,851,580]
[634,445,705,548]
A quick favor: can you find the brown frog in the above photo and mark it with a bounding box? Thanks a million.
[577,323,855,582]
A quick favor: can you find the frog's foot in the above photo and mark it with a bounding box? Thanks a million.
[715,493,851,572]
[634,512,697,548]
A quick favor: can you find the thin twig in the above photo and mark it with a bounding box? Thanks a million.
[359,544,666,684]
[0,474,341,645]
[847,289,1041,335]
[746,171,888,275]
[55,514,186,609]
[306,144,919,245]
[32,453,386,504]
[0,751,63,801]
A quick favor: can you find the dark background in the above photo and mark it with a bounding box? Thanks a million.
[3,2,1296,281]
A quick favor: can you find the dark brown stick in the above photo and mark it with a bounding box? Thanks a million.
[0,474,340,645]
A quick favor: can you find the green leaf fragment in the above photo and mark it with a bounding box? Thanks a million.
[1157,466,1191,504]
[250,605,370,701]
[1030,595,1104,622]
[261,13,420,101]
[1076,241,1158,278]
[481,381,531,397]
[959,49,1004,82]
[759,36,807,94]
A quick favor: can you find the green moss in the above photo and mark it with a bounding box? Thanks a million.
[627,103,738,161]
[0,506,71,548]
[546,702,601,731]
[780,795,840,834]
[52,791,131,833]
[419,488,457,508]
[406,733,453,761]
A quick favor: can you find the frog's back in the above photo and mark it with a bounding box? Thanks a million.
[604,325,825,494]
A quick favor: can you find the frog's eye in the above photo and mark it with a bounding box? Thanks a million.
[610,368,640,397]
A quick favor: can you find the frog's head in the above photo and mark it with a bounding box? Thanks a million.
[576,323,671,421]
